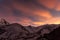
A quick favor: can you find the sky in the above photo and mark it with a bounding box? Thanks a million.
[0,0,60,26]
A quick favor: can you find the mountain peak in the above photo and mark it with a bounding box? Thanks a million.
[0,18,9,25]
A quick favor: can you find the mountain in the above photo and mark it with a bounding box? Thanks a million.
[43,25,60,40]
[0,20,60,40]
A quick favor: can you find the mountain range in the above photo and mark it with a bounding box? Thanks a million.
[0,19,60,40]
[0,23,60,40]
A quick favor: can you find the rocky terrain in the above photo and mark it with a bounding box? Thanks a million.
[0,19,60,40]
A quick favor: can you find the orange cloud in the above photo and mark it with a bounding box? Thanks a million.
[56,3,60,11]
[33,9,52,20]
[38,0,57,9]
[18,17,32,26]
[10,2,55,26]
[13,1,34,14]
[31,17,60,26]
[45,17,60,24]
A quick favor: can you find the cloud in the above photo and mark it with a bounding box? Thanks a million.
[0,0,60,26]
[45,17,60,24]
[38,0,57,9]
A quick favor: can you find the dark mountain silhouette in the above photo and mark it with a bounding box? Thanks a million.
[44,25,60,40]
[0,19,60,40]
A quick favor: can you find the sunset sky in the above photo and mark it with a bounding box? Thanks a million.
[0,0,60,26]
